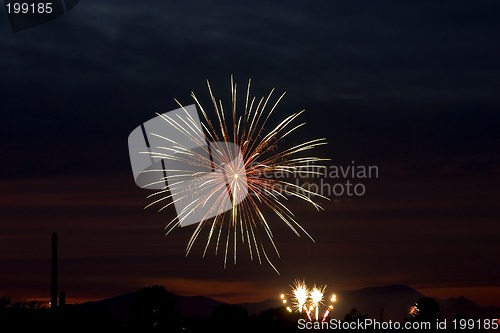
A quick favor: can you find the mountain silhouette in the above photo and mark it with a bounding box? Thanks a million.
[332,284,425,321]
[76,284,499,323]
[175,294,225,317]
[440,296,500,320]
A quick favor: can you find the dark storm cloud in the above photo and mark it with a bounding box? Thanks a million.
[2,0,500,135]
[1,0,498,176]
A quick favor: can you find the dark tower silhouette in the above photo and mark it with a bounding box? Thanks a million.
[51,232,58,309]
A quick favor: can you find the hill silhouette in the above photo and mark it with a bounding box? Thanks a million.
[81,284,498,322]
[2,284,498,331]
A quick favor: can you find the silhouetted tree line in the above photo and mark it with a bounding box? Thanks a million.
[0,289,488,332]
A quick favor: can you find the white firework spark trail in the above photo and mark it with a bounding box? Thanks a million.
[141,76,329,273]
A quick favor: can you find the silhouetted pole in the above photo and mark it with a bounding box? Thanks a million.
[51,232,58,309]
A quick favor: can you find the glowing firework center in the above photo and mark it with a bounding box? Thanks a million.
[128,104,248,227]
[164,141,248,226]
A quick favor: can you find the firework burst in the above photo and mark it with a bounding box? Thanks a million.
[409,303,419,317]
[292,279,310,313]
[140,77,328,272]
[310,284,327,321]
[281,279,336,322]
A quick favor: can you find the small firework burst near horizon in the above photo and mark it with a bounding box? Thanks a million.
[141,77,329,273]
[409,303,419,317]
[281,279,336,322]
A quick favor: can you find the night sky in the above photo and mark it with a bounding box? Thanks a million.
[1,1,499,307]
